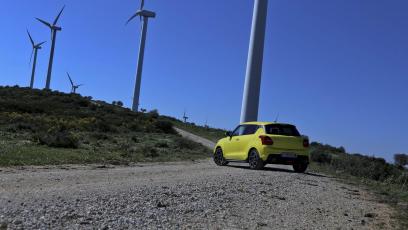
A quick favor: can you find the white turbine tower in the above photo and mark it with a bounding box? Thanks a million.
[127,0,156,112]
[240,0,269,123]
[27,30,46,89]
[36,6,65,90]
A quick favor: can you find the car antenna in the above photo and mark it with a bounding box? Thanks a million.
[274,113,280,122]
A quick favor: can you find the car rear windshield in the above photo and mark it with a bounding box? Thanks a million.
[264,124,300,137]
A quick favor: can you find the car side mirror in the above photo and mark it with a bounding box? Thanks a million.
[225,131,232,137]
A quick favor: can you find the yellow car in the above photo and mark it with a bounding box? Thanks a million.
[213,122,310,172]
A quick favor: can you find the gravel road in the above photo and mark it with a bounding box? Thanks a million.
[0,159,394,229]
[174,127,216,149]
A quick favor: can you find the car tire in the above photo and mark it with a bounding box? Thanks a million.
[293,163,308,173]
[214,148,228,166]
[248,149,264,170]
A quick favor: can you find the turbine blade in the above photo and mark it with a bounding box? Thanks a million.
[36,41,46,47]
[53,5,65,25]
[36,18,52,28]
[126,13,139,25]
[27,30,34,47]
[67,72,74,86]
[140,0,145,10]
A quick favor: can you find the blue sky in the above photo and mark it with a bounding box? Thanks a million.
[1,0,407,162]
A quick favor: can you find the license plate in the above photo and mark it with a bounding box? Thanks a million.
[281,153,297,158]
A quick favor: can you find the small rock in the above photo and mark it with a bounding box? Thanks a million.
[364,213,377,218]
[13,220,22,225]
[157,201,168,208]
[96,165,107,169]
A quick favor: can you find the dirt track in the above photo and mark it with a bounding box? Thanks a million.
[0,159,395,229]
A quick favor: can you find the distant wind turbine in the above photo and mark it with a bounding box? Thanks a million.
[67,72,83,94]
[126,0,156,112]
[36,6,65,90]
[27,30,46,89]
[183,111,189,123]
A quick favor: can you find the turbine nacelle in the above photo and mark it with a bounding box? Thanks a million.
[34,42,46,50]
[52,26,62,31]
[136,10,156,18]
[126,9,156,25]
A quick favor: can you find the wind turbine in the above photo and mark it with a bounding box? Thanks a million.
[127,0,156,112]
[240,0,269,123]
[183,111,189,123]
[27,30,46,89]
[67,72,83,94]
[36,6,65,90]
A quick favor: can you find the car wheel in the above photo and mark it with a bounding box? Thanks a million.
[248,149,264,170]
[214,148,228,166]
[293,163,308,173]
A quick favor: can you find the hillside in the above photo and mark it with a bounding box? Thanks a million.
[0,86,210,166]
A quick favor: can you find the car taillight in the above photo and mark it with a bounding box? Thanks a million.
[259,135,274,145]
[303,139,309,148]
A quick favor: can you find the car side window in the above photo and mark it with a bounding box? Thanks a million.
[242,125,259,135]
[231,126,245,136]
[269,126,280,135]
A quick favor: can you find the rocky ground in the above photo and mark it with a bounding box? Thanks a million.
[0,159,395,229]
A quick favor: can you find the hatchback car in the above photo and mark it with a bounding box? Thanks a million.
[213,122,310,172]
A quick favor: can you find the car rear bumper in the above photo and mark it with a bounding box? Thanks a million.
[265,154,309,165]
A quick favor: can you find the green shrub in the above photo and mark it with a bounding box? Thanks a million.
[91,132,109,140]
[94,120,115,132]
[148,109,159,119]
[154,120,175,134]
[310,150,332,164]
[155,141,169,148]
[394,153,408,167]
[141,146,159,158]
[174,137,199,149]
[128,122,142,132]
[131,136,139,143]
[38,130,79,149]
